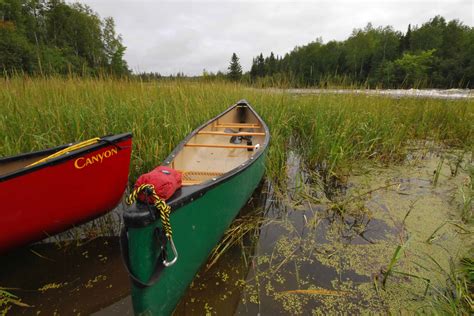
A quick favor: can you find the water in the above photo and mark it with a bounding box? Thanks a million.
[174,147,471,314]
[278,88,474,99]
[1,237,131,315]
[1,147,471,314]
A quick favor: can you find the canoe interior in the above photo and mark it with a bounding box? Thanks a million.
[170,105,266,186]
[0,142,98,178]
[0,154,51,177]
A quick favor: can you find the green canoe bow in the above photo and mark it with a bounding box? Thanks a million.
[122,100,269,315]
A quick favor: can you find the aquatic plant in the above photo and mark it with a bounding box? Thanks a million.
[0,288,29,316]
[459,165,473,223]
[382,239,410,288]
[433,157,444,187]
[1,77,473,314]
[422,254,474,315]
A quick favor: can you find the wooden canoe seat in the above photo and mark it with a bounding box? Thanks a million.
[179,170,224,186]
[197,131,265,136]
[169,104,267,188]
[184,143,256,149]
[214,123,261,129]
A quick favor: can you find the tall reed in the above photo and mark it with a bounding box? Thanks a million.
[0,77,472,186]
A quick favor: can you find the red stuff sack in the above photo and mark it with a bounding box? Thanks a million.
[134,166,182,202]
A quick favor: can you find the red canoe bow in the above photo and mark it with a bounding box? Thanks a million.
[0,133,133,252]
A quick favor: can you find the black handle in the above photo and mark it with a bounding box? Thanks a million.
[119,226,167,288]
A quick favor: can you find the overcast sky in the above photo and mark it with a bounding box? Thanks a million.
[77,0,473,75]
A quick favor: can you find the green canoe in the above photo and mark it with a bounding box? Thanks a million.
[122,100,269,315]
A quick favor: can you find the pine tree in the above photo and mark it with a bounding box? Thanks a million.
[256,53,265,77]
[250,57,258,80]
[227,52,242,81]
[266,52,276,76]
[400,24,412,52]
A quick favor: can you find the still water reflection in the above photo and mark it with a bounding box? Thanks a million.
[1,148,470,314]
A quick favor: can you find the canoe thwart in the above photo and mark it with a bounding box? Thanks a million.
[214,123,261,129]
[184,143,257,149]
[197,131,265,136]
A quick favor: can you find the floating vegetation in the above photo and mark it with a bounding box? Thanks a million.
[176,147,473,315]
[0,79,472,314]
[0,238,130,315]
[37,282,65,293]
[279,288,351,297]
[84,275,107,289]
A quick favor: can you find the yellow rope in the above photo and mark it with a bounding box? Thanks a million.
[126,184,173,238]
[28,137,101,167]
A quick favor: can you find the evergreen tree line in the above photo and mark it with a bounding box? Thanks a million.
[247,16,474,88]
[0,0,129,76]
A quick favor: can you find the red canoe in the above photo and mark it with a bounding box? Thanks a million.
[0,133,133,252]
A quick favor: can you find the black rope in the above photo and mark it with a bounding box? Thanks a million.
[99,138,123,150]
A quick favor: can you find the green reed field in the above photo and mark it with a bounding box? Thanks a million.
[0,77,472,186]
[0,77,473,314]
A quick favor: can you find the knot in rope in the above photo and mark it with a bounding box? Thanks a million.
[126,184,173,238]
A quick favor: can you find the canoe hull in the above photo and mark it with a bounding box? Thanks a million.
[0,135,132,252]
[127,148,267,315]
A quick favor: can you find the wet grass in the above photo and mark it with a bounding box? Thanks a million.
[460,164,473,223]
[424,255,473,315]
[0,77,472,187]
[196,147,473,314]
[1,77,473,314]
[426,161,473,315]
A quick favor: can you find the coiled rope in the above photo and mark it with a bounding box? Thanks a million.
[126,184,173,238]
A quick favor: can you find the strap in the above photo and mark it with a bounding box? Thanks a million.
[99,138,124,151]
[119,226,167,288]
[27,137,101,167]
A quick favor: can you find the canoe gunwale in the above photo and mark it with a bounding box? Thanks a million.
[0,133,133,182]
[166,99,270,208]
[123,99,270,228]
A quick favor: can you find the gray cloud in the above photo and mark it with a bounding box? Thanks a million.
[78,0,473,75]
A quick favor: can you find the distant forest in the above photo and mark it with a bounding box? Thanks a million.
[1,3,473,88]
[0,0,129,76]
[244,16,474,88]
[135,15,474,89]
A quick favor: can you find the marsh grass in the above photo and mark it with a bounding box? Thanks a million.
[433,157,444,186]
[0,77,472,188]
[382,239,410,288]
[206,209,269,270]
[379,240,431,299]
[425,163,473,314]
[1,78,473,313]
[460,165,473,223]
[422,254,474,315]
